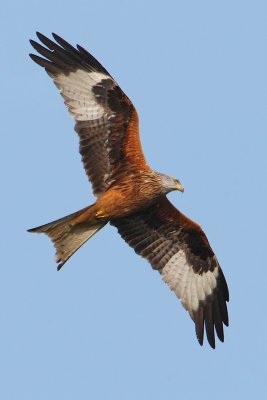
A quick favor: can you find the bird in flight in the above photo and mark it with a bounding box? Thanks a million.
[29,32,229,348]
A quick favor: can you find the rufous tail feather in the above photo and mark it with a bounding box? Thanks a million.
[28,205,107,270]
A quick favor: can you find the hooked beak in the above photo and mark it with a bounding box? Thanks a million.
[176,182,184,193]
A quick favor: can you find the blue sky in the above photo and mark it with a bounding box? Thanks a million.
[2,0,267,398]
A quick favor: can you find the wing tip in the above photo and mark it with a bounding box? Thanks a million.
[27,225,42,233]
[52,32,62,42]
[57,261,65,271]
[196,335,204,347]
[36,31,44,41]
[193,290,229,349]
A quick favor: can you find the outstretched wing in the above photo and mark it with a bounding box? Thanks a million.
[111,196,229,348]
[30,32,148,196]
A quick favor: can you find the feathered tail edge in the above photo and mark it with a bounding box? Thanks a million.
[28,205,107,270]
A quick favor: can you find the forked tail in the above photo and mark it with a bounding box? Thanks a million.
[28,205,107,270]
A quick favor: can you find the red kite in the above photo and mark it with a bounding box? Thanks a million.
[29,32,229,348]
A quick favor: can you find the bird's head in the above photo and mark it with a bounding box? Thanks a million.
[158,173,184,194]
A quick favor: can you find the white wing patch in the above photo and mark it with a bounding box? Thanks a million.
[54,70,109,121]
[161,250,219,316]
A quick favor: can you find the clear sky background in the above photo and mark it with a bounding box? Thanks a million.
[2,1,267,399]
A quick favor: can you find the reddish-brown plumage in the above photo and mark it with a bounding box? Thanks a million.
[28,33,229,348]
[123,108,148,168]
[152,197,215,263]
